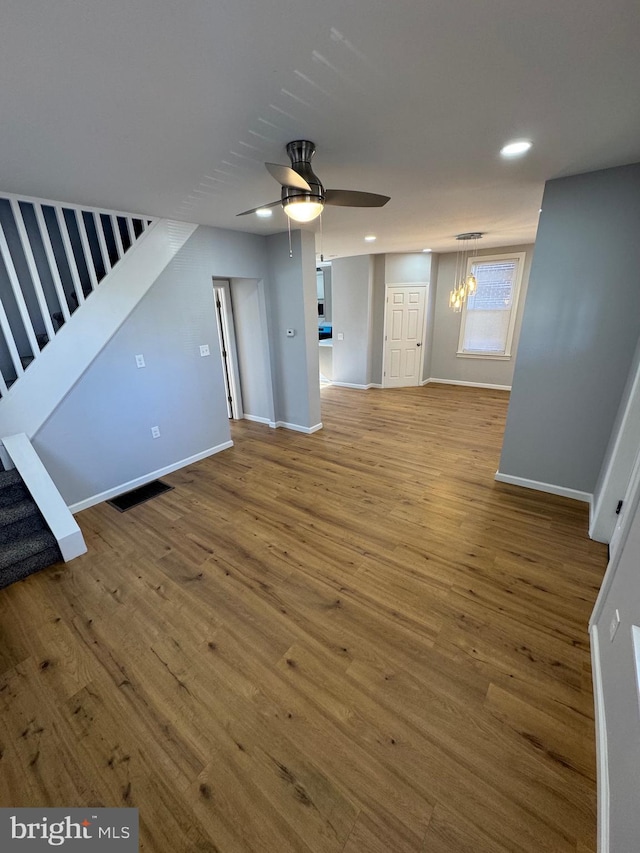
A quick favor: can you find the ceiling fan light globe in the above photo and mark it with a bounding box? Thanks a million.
[283,199,324,222]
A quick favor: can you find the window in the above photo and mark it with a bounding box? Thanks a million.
[457,252,525,358]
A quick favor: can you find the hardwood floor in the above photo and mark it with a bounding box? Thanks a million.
[0,384,608,852]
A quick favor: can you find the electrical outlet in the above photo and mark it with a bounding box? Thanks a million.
[151,426,160,439]
[286,329,295,337]
[337,332,344,341]
[135,354,145,368]
[610,609,621,642]
[199,344,210,357]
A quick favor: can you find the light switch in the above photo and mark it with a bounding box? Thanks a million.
[135,354,145,368]
[199,344,210,357]
[337,332,344,341]
[151,426,160,439]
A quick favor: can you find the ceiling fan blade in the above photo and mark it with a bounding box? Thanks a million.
[236,200,281,217]
[325,189,390,208]
[265,163,312,191]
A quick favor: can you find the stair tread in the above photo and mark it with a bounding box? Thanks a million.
[0,529,58,571]
[0,469,22,488]
[0,498,39,527]
[0,544,62,590]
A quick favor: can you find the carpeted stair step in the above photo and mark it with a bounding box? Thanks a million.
[0,469,29,507]
[0,543,62,590]
[0,529,60,572]
[0,499,46,545]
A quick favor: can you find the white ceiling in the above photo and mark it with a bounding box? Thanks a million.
[1,0,639,259]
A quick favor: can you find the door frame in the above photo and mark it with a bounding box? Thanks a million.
[382,282,429,388]
[213,279,243,420]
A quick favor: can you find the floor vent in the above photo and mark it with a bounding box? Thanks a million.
[107,480,174,512]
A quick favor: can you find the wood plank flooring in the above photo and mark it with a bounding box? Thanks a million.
[0,384,608,852]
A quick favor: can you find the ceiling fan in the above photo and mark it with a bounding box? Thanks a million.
[237,140,390,223]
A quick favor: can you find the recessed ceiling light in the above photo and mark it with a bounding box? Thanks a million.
[422,248,432,253]
[500,140,532,158]
[256,208,273,218]
[364,235,376,242]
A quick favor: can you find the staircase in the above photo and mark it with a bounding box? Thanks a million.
[0,467,62,589]
[0,193,156,399]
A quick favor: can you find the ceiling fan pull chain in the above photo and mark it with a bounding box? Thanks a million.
[288,215,293,258]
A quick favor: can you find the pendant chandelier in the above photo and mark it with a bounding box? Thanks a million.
[449,232,483,312]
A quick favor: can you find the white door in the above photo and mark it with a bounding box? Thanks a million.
[383,285,427,387]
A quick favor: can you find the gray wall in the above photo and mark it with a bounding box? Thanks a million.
[266,229,321,429]
[33,225,244,506]
[331,254,373,387]
[31,223,322,506]
[429,244,533,387]
[499,163,640,495]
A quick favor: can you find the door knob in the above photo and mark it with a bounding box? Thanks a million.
[416,342,421,347]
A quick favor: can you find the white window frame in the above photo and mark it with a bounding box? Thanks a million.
[456,252,526,359]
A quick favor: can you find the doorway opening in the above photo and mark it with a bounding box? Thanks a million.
[213,280,243,419]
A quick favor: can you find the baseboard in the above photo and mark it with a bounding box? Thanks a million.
[494,470,592,504]
[273,421,323,434]
[243,414,272,425]
[330,381,378,390]
[590,624,610,853]
[424,377,512,391]
[68,441,234,513]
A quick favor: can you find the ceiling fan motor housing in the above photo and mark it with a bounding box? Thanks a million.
[282,140,325,206]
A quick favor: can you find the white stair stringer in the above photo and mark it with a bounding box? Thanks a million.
[0,219,197,439]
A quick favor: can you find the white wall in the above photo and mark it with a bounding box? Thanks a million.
[429,244,533,388]
[499,163,640,498]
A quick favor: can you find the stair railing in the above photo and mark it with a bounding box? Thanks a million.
[0,192,157,397]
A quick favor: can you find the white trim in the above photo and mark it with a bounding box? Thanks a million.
[455,353,511,361]
[76,209,100,292]
[494,469,592,504]
[111,214,125,261]
[590,357,640,544]
[590,624,610,853]
[0,296,23,379]
[590,447,640,628]
[1,432,86,561]
[330,381,378,390]
[213,280,243,420]
[33,203,71,324]
[243,414,272,425]
[67,441,233,514]
[95,212,112,274]
[457,252,526,358]
[0,220,41,357]
[272,421,323,434]
[424,378,512,391]
[0,190,157,223]
[9,199,56,343]
[55,206,85,307]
